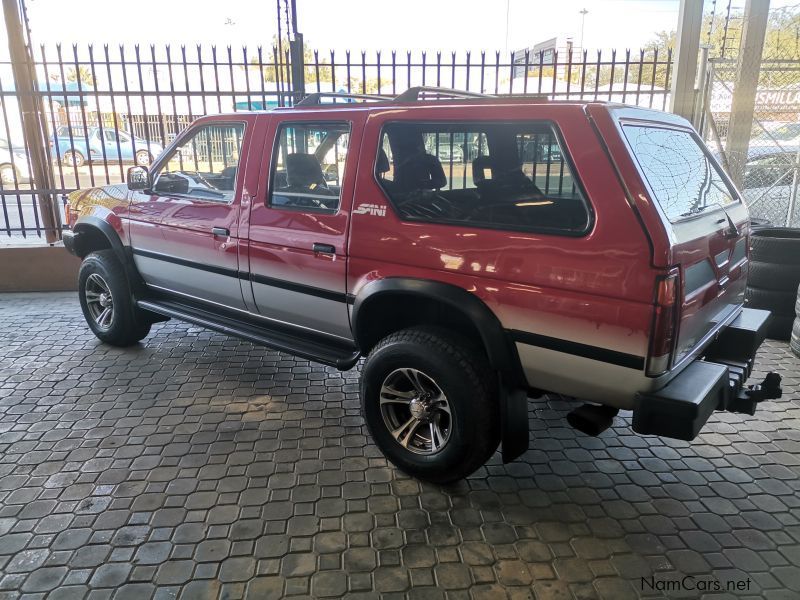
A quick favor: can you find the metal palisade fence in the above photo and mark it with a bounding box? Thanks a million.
[0,44,674,242]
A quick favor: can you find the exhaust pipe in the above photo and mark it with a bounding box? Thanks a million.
[566,404,619,436]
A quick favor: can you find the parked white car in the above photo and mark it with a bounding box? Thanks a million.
[0,138,31,186]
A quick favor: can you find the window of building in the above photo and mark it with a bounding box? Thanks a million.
[269,122,350,213]
[152,122,244,202]
[376,121,590,234]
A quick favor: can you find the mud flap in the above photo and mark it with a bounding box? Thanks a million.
[501,385,529,463]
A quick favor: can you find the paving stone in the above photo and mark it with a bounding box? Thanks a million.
[89,563,132,588]
[0,293,797,599]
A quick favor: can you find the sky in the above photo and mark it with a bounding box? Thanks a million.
[9,0,800,56]
[21,0,678,53]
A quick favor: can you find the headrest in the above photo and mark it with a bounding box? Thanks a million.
[286,153,325,187]
[395,152,446,191]
[472,155,493,185]
[376,149,390,174]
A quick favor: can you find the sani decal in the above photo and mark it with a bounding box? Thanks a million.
[353,203,387,216]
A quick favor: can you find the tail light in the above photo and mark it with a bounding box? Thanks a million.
[64,201,73,227]
[646,269,680,377]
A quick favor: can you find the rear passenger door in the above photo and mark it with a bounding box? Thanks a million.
[128,118,251,309]
[243,115,363,340]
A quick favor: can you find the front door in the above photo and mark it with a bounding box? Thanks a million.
[128,118,252,310]
[243,117,360,339]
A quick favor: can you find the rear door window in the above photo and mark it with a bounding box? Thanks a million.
[376,121,591,235]
[269,122,350,213]
[622,125,739,222]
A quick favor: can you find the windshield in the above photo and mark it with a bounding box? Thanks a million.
[771,123,800,141]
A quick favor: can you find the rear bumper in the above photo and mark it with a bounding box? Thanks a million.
[632,308,781,441]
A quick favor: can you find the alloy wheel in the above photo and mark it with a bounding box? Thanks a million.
[0,165,15,185]
[379,367,452,455]
[84,273,114,330]
[135,150,151,166]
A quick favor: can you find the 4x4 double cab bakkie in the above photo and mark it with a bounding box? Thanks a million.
[64,87,782,482]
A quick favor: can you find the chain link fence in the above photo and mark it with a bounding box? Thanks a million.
[706,58,800,226]
[702,1,800,227]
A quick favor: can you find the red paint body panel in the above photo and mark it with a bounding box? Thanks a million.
[592,104,749,368]
[347,103,658,358]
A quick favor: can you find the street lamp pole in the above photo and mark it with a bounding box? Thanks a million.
[288,0,305,102]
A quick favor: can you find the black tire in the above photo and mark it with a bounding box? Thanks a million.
[749,217,772,231]
[78,250,151,346]
[766,314,794,341]
[747,261,800,292]
[360,327,500,483]
[745,286,797,317]
[750,228,800,266]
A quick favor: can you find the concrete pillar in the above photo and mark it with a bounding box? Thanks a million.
[726,0,770,188]
[669,0,704,121]
[2,0,59,243]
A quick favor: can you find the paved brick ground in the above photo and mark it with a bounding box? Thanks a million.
[0,292,799,600]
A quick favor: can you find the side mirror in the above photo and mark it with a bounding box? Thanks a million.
[127,165,151,191]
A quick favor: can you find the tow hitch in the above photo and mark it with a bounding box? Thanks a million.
[724,372,782,416]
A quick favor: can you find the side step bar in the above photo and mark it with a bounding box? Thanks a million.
[137,298,361,370]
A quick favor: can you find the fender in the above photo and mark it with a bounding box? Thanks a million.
[71,216,127,262]
[70,216,145,294]
[352,277,529,462]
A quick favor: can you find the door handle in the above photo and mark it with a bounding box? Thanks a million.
[211,227,229,237]
[312,243,335,255]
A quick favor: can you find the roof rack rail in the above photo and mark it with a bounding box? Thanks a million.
[295,91,393,106]
[393,86,493,102]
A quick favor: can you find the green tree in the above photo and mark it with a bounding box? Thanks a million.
[247,35,332,86]
[66,66,94,88]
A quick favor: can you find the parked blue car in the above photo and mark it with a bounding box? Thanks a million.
[50,126,164,168]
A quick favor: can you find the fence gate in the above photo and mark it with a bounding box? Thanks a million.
[704,58,800,227]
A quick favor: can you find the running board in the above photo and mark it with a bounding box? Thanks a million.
[137,298,360,370]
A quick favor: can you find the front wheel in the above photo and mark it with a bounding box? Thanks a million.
[360,327,500,483]
[135,149,152,166]
[78,250,151,346]
[0,163,18,186]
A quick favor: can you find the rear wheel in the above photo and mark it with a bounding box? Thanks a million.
[360,327,500,483]
[63,150,85,168]
[78,250,150,346]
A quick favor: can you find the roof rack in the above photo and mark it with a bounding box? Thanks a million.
[393,86,493,102]
[295,91,393,106]
[291,87,495,109]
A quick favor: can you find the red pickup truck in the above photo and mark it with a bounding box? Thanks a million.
[64,88,781,482]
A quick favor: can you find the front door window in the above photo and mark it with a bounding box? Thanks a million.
[153,123,245,203]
